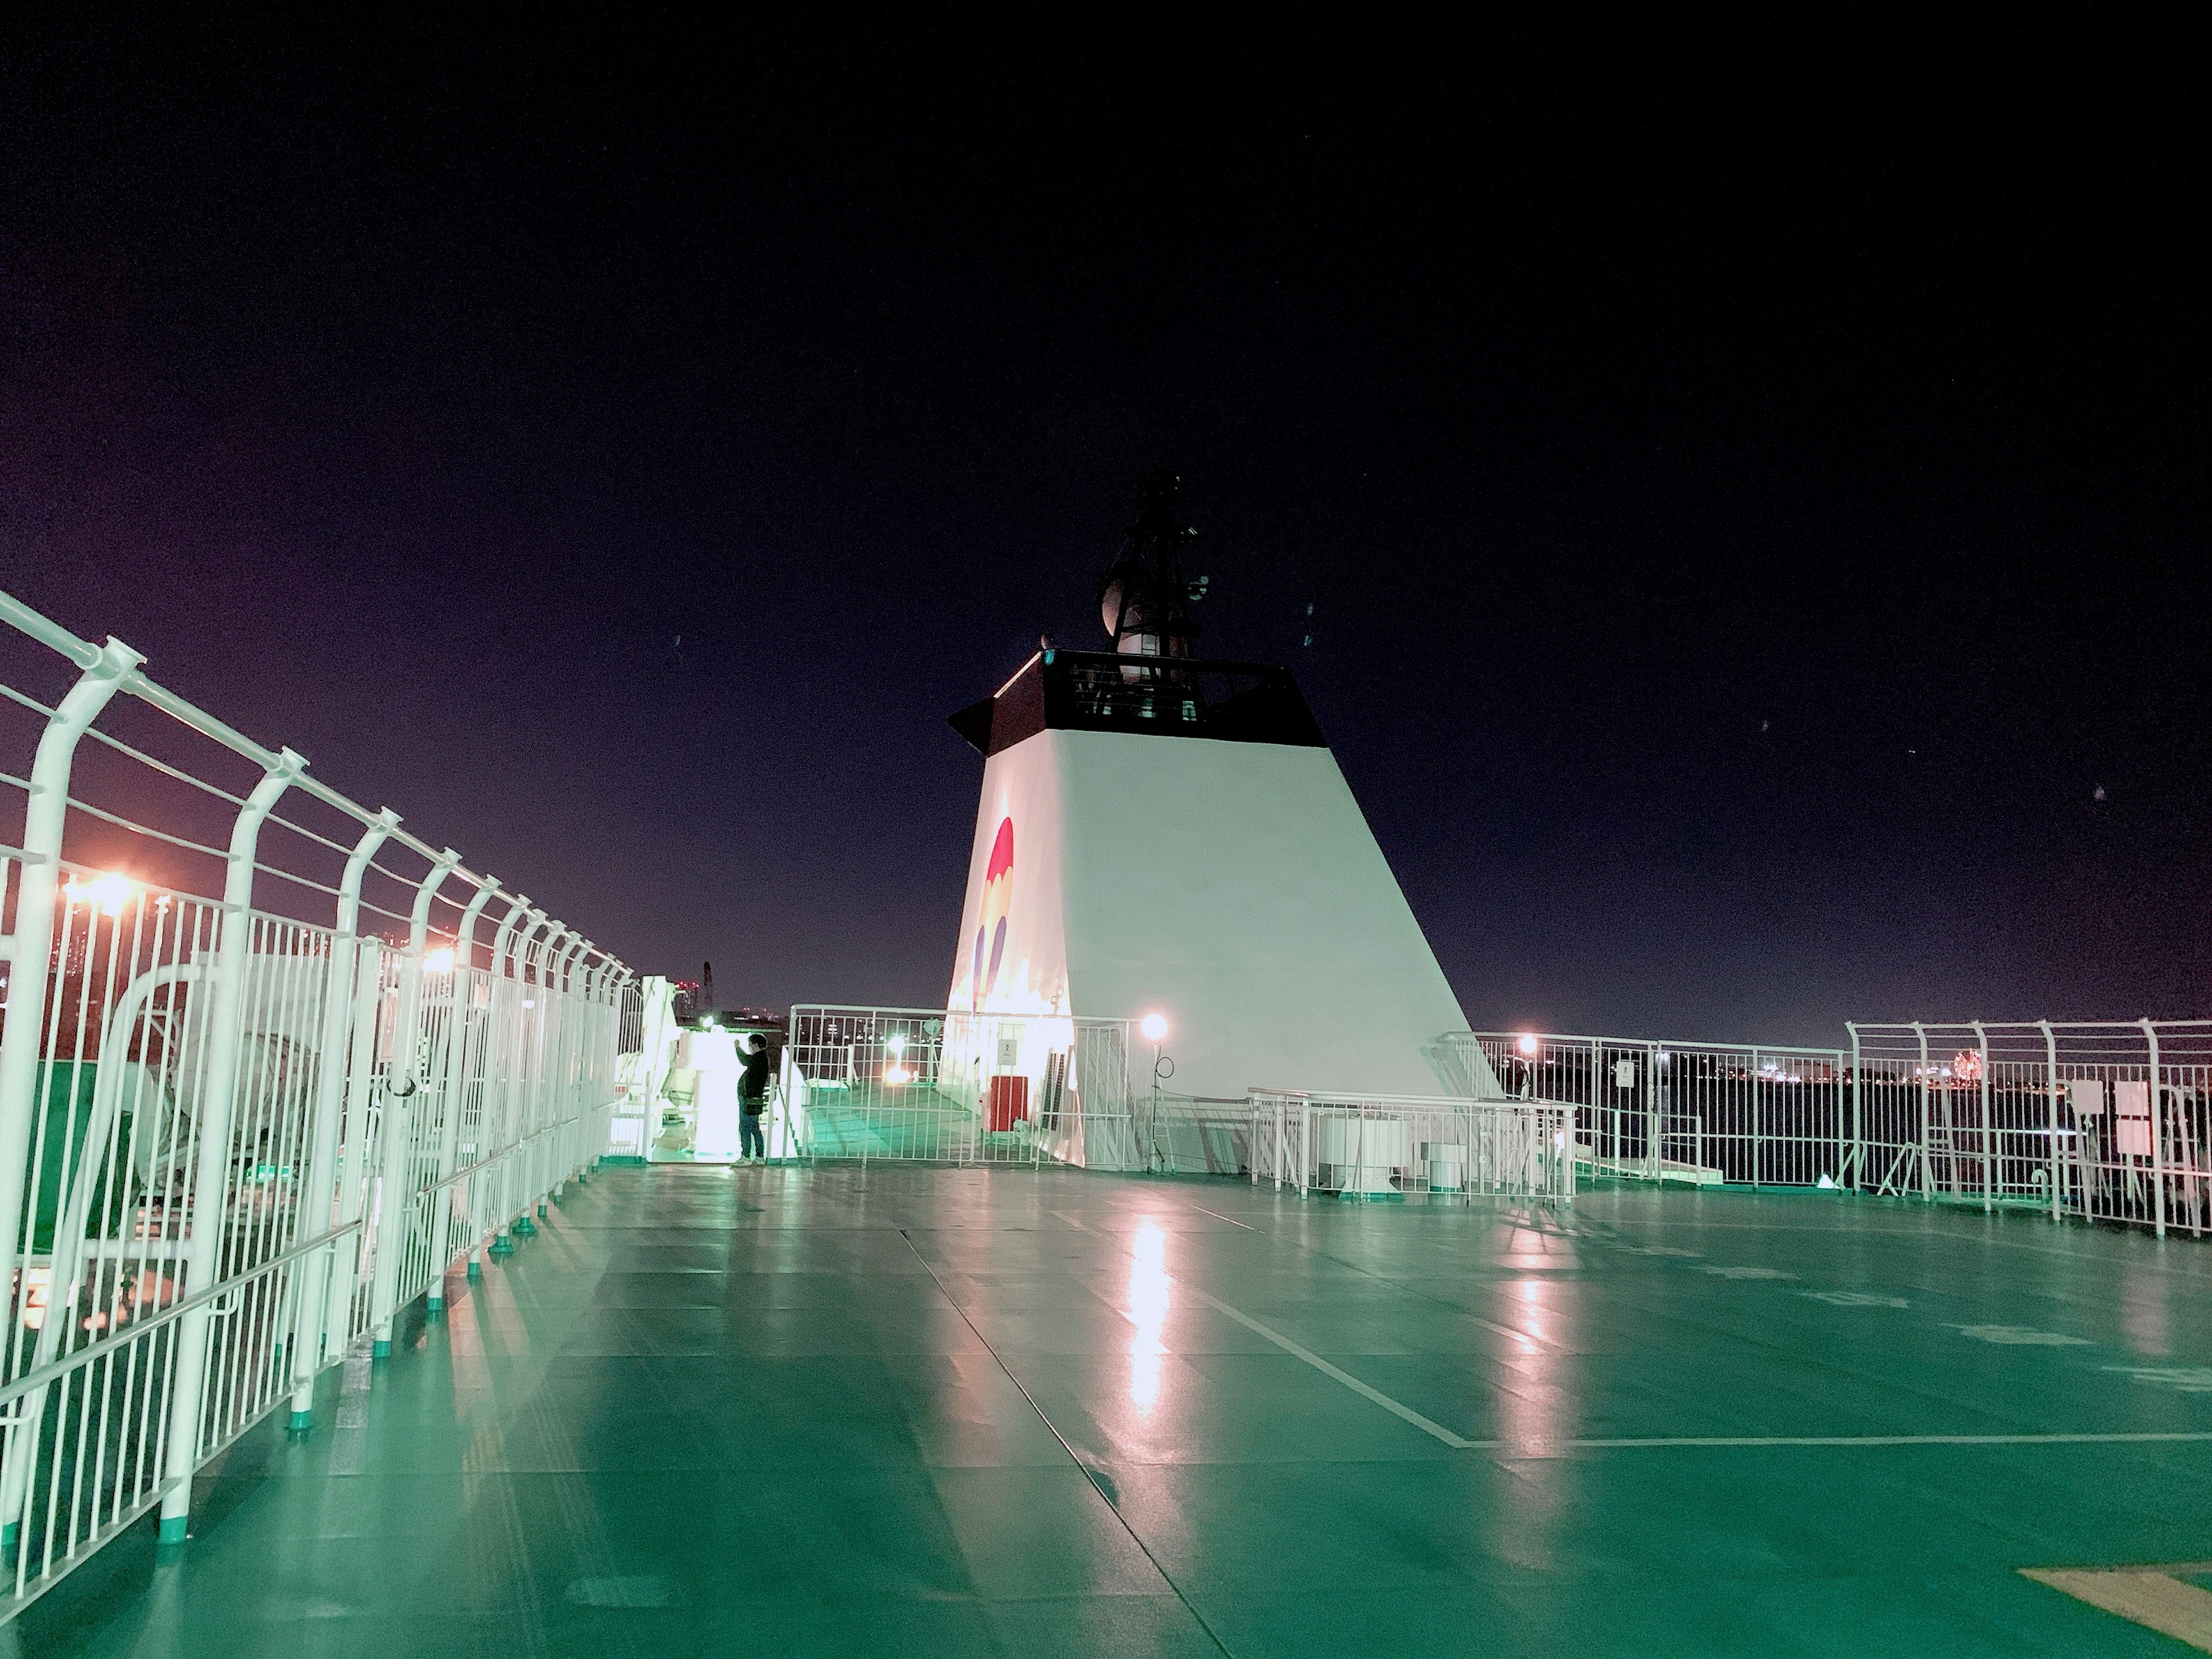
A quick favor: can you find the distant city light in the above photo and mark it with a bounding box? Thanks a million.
[1140,1012,1168,1042]
[63,870,137,918]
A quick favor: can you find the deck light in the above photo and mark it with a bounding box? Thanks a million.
[63,870,137,918]
[1517,1033,1539,1056]
[1141,1012,1168,1042]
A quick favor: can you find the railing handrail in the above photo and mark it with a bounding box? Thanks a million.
[0,1219,363,1411]
[1457,1029,1846,1059]
[0,587,624,976]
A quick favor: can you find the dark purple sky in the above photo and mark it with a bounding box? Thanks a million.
[2,14,2205,1044]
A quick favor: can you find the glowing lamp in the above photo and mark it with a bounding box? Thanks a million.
[1140,1013,1168,1043]
[887,1031,907,1055]
[423,946,456,974]
[885,1065,913,1086]
[1517,1033,1539,1056]
[63,870,137,918]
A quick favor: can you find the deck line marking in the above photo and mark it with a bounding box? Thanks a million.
[1545,1432,2212,1449]
[2022,1566,2212,1652]
[896,1230,1239,1659]
[1188,1289,1479,1448]
[1183,1204,1257,1231]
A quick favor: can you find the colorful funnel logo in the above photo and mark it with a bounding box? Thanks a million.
[972,816,1014,1007]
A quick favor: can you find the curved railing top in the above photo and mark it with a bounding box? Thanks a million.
[0,586,628,983]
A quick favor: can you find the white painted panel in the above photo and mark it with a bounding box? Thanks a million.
[2114,1079,2153,1157]
[946,733,1070,1017]
[1047,729,1467,1100]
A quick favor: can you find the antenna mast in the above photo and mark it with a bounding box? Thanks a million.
[1097,470,1204,657]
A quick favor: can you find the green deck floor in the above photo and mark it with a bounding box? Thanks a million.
[23,1165,2212,1657]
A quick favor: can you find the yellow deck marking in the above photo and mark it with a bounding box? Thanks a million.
[2022,1564,2212,1652]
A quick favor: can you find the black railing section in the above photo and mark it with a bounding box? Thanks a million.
[952,649,1327,755]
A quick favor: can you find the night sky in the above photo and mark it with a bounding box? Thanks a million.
[2,14,2204,1044]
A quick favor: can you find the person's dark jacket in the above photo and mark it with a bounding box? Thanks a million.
[740,1044,772,1110]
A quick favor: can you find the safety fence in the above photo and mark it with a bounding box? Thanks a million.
[782,1006,1134,1169]
[1457,1025,2212,1240]
[1851,1022,2212,1238]
[1249,1092,1574,1203]
[1455,1033,1855,1188]
[0,590,627,1619]
[778,1006,1577,1206]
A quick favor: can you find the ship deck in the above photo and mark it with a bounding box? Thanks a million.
[29,1164,2212,1657]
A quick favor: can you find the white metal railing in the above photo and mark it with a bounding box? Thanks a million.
[1850,1021,2212,1239]
[782,1006,1136,1169]
[1248,1091,1574,1204]
[0,589,629,1618]
[1453,1033,1851,1188]
[1454,1024,2212,1240]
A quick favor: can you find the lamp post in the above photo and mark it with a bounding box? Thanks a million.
[1141,1013,1171,1172]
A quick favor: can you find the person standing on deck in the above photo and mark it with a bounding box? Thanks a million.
[740,1034,772,1160]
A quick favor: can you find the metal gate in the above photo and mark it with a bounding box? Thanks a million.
[783,1006,1135,1169]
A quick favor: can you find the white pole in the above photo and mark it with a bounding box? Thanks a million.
[539,931,587,1213]
[286,808,399,1427]
[1846,1024,1862,1190]
[2142,1018,2166,1240]
[158,747,305,1544]
[427,877,501,1310]
[2040,1019,2061,1224]
[0,636,139,1560]
[1913,1022,1931,1200]
[367,852,458,1354]
[1972,1021,1992,1214]
[501,911,551,1240]
[480,902,531,1255]
[0,638,142,1367]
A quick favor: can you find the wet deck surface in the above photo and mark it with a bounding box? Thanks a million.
[25,1164,2212,1657]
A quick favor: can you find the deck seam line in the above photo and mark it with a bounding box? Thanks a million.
[1187,1289,1480,1447]
[895,1228,1240,1659]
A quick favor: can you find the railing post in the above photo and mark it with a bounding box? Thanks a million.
[568,950,607,1180]
[493,915,548,1256]
[286,808,399,1429]
[517,925,559,1217]
[1972,1020,1992,1214]
[592,958,616,1169]
[1846,1024,1862,1191]
[511,919,560,1229]
[2142,1017,2166,1240]
[0,637,142,1363]
[1643,1042,1658,1180]
[543,931,588,1208]
[158,746,305,1544]
[2040,1019,2061,1223]
[1751,1047,1763,1187]
[427,877,501,1310]
[321,937,386,1365]
[1913,1022,1932,1200]
[484,902,535,1256]
[367,851,459,1354]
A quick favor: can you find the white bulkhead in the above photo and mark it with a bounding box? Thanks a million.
[948,724,1472,1100]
